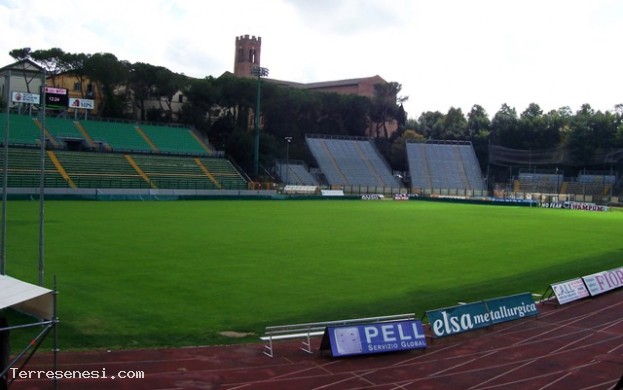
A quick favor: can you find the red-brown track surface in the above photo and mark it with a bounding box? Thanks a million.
[9,288,623,390]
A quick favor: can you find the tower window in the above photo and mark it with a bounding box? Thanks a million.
[249,48,255,63]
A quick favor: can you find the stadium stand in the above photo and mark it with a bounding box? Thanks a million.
[43,116,87,149]
[564,173,615,197]
[130,154,219,190]
[53,150,150,189]
[275,160,318,186]
[138,124,213,155]
[0,146,247,190]
[195,157,248,190]
[79,120,152,152]
[0,113,43,146]
[306,135,402,189]
[406,140,485,192]
[517,172,562,193]
[0,147,69,188]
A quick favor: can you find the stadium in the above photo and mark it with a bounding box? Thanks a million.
[1,51,623,388]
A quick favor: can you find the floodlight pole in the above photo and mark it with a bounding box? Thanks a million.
[251,66,268,180]
[284,136,292,185]
[555,167,559,197]
[1,71,10,275]
[38,70,46,286]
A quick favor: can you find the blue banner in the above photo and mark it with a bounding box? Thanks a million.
[426,292,539,338]
[483,292,539,324]
[327,320,427,357]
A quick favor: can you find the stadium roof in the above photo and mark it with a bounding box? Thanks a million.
[0,275,54,320]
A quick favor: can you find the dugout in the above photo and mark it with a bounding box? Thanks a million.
[0,275,57,389]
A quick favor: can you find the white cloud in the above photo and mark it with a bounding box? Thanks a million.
[1,0,622,119]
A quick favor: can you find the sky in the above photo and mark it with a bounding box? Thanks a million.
[1,0,622,120]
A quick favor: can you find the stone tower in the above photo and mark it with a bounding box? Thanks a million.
[234,34,261,78]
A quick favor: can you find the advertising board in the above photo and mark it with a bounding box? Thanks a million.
[551,278,590,304]
[324,320,426,357]
[69,98,95,110]
[582,266,623,296]
[426,292,539,338]
[11,91,40,104]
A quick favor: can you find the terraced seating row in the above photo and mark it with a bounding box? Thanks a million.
[0,113,43,146]
[196,158,247,190]
[1,114,214,157]
[81,120,152,152]
[139,125,211,155]
[275,161,318,185]
[131,154,219,190]
[0,147,247,190]
[0,147,69,188]
[406,141,485,191]
[517,173,562,193]
[306,136,401,188]
[54,151,149,189]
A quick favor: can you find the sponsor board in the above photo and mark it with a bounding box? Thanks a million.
[426,292,539,338]
[324,320,426,357]
[11,91,40,104]
[568,202,608,212]
[361,194,384,200]
[69,98,95,110]
[393,193,409,200]
[582,266,623,296]
[551,278,590,304]
[541,202,608,212]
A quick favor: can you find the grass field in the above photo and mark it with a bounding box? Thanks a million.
[3,199,622,350]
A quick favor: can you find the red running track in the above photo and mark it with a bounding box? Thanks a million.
[9,288,623,389]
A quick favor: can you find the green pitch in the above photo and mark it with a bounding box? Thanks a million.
[3,199,622,350]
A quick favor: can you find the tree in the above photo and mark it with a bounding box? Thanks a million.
[153,67,185,121]
[84,53,128,117]
[181,76,220,130]
[370,81,407,138]
[466,104,490,141]
[30,48,68,75]
[443,107,467,140]
[418,111,445,139]
[9,47,38,93]
[467,104,491,169]
[390,129,425,171]
[518,103,547,149]
[127,62,159,121]
[490,104,519,147]
[64,52,92,98]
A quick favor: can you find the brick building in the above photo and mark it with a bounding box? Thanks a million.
[233,34,398,137]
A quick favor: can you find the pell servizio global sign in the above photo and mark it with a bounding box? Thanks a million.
[426,292,539,338]
[323,320,427,357]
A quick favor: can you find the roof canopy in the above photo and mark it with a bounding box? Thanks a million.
[0,275,53,320]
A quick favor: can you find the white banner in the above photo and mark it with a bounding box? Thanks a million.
[582,266,623,296]
[551,278,590,304]
[69,98,95,110]
[11,91,40,104]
